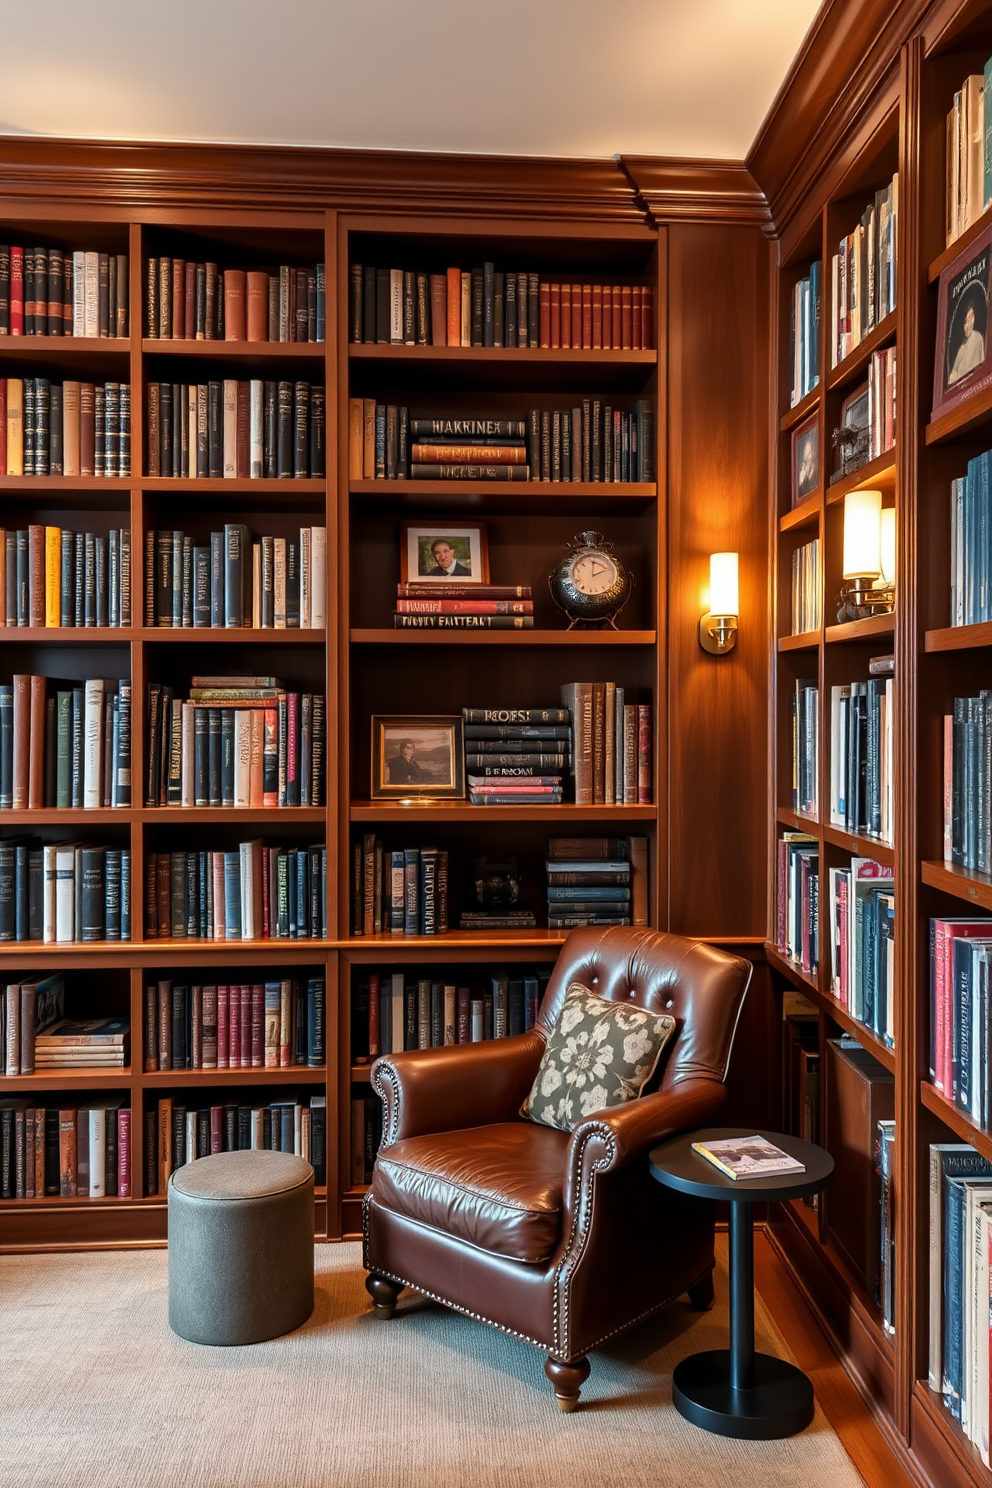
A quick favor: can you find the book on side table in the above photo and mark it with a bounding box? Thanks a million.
[691,1135,806,1180]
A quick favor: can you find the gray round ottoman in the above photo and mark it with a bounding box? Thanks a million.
[168,1149,314,1345]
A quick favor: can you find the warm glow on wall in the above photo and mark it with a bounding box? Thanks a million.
[699,552,739,655]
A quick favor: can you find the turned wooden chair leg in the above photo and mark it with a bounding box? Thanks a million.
[687,1268,715,1311]
[544,1355,591,1412]
[365,1274,403,1318]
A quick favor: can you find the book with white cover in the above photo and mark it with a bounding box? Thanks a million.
[692,1135,805,1181]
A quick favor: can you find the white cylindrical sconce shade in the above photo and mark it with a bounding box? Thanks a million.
[709,551,739,616]
[843,489,882,579]
[879,506,896,587]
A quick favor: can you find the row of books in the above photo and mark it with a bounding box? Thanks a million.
[145,526,326,629]
[830,171,898,367]
[143,976,325,1072]
[829,670,895,844]
[1,676,131,811]
[143,844,327,941]
[0,841,131,943]
[350,404,655,484]
[928,1140,992,1457]
[351,965,551,1062]
[146,681,325,809]
[788,260,821,408]
[866,346,897,461]
[351,1095,383,1186]
[465,708,568,805]
[394,582,533,629]
[349,264,654,350]
[929,917,992,1126]
[351,838,449,937]
[559,685,651,806]
[2,973,64,1075]
[791,681,818,819]
[945,71,989,249]
[1,378,131,477]
[145,260,325,343]
[146,1094,326,1194]
[949,448,992,627]
[878,1118,896,1334]
[777,832,818,974]
[146,380,326,479]
[827,858,895,1045]
[1,526,131,629]
[0,245,128,338]
[790,537,821,636]
[33,1017,128,1069]
[545,836,647,928]
[943,692,992,872]
[0,1100,131,1200]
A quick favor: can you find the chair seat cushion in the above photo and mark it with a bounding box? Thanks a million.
[372,1122,568,1264]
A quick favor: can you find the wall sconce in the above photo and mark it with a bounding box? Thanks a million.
[836,490,895,623]
[699,551,739,655]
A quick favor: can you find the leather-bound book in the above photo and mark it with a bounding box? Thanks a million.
[295,268,308,342]
[62,381,80,477]
[246,271,268,342]
[145,257,158,337]
[12,673,30,807]
[116,254,128,336]
[446,267,461,346]
[224,270,247,341]
[293,382,310,477]
[505,272,517,347]
[145,382,160,477]
[236,381,250,478]
[158,256,171,340]
[6,378,23,475]
[47,249,63,336]
[611,284,622,349]
[539,279,550,348]
[415,272,429,345]
[550,282,561,348]
[593,284,604,349]
[171,259,185,339]
[621,285,633,349]
[28,525,45,626]
[631,285,642,349]
[641,285,653,349]
[79,383,96,477]
[181,261,194,339]
[0,241,9,334]
[349,262,363,342]
[430,274,446,346]
[49,384,63,475]
[559,284,571,348]
[98,253,110,336]
[9,246,23,336]
[204,262,218,341]
[62,253,73,334]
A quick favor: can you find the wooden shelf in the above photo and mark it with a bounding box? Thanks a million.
[346,929,569,948]
[351,1065,373,1081]
[351,627,656,646]
[0,337,130,357]
[766,944,896,1070]
[140,1066,326,1087]
[825,450,896,506]
[139,627,326,644]
[141,477,325,493]
[912,1383,992,1488]
[350,800,655,821]
[143,339,326,358]
[921,859,992,910]
[349,344,655,366]
[778,630,821,651]
[350,478,656,500]
[764,944,820,1000]
[779,386,819,433]
[824,612,895,643]
[826,311,897,392]
[822,823,894,866]
[138,807,326,823]
[926,381,992,445]
[776,806,819,831]
[779,492,820,531]
[929,204,992,283]
[0,940,331,960]
[0,626,134,642]
[925,622,992,653]
[920,1081,992,1161]
[0,1069,131,1092]
[0,476,130,493]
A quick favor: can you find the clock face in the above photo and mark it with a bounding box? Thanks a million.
[570,551,618,596]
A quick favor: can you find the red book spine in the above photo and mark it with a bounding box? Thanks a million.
[217,985,229,1068]
[184,262,196,340]
[368,972,380,1058]
[637,704,652,804]
[572,284,582,348]
[539,281,551,348]
[430,274,447,346]
[228,984,241,1068]
[631,286,642,349]
[286,692,299,802]
[262,847,271,938]
[210,1105,223,1154]
[559,284,571,348]
[446,267,460,346]
[236,381,249,478]
[611,285,622,348]
[592,285,603,349]
[641,285,653,350]
[621,286,633,349]
[236,984,249,1066]
[172,259,185,339]
[117,1108,131,1198]
[9,247,23,335]
[251,983,264,1068]
[550,283,561,348]
[837,878,848,1004]
[581,285,592,349]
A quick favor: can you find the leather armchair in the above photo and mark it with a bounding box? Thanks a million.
[363,926,752,1410]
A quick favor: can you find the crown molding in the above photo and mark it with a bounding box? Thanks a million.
[618,157,772,232]
[0,136,649,225]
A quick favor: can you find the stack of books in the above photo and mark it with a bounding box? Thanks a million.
[1,525,131,629]
[145,259,325,342]
[2,377,131,477]
[1,675,132,810]
[928,917,992,1123]
[0,1100,131,1199]
[545,836,648,928]
[464,708,570,803]
[394,582,533,630]
[410,416,528,481]
[34,1016,129,1069]
[2,973,65,1074]
[0,243,129,337]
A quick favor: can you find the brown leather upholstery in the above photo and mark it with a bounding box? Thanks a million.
[364,927,752,1405]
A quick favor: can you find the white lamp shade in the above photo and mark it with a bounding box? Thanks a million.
[709,551,739,616]
[843,489,882,579]
[879,506,896,587]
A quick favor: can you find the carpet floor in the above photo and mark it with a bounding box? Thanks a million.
[1,1237,865,1488]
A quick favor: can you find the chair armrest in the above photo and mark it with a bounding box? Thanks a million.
[563,1077,728,1212]
[372,1031,545,1144]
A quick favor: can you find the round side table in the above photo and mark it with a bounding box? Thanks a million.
[649,1127,833,1441]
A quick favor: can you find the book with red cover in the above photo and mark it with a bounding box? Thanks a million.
[621,285,633,349]
[631,285,642,349]
[550,282,561,348]
[581,285,592,349]
[611,284,622,348]
[572,284,582,348]
[559,284,571,348]
[172,259,185,339]
[429,274,446,347]
[592,285,603,349]
[642,285,653,349]
[9,246,23,335]
[223,269,247,341]
[539,281,551,347]
[184,262,196,339]
[411,444,526,464]
[236,381,250,478]
[396,598,532,614]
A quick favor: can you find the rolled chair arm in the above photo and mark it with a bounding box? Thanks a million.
[372,1031,546,1145]
[563,1077,729,1213]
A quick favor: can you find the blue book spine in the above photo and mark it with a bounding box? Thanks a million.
[308,845,320,939]
[120,850,130,941]
[547,885,632,901]
[403,849,419,936]
[955,938,973,1113]
[223,852,241,939]
[390,850,404,932]
[944,1177,967,1419]
[296,849,308,939]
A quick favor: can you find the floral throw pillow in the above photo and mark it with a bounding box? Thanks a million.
[521,982,676,1133]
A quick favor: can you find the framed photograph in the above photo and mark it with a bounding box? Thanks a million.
[830,381,870,483]
[400,521,489,584]
[791,412,819,506]
[371,715,465,799]
[933,224,992,419]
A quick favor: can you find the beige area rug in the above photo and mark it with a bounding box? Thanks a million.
[1,1237,864,1488]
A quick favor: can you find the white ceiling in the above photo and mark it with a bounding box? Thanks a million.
[0,0,821,161]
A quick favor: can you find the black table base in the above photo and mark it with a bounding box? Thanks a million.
[672,1350,815,1440]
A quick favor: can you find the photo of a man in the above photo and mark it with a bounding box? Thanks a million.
[385,738,426,785]
[425,538,471,577]
[376,720,463,796]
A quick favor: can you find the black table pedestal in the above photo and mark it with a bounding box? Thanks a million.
[671,1201,814,1440]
